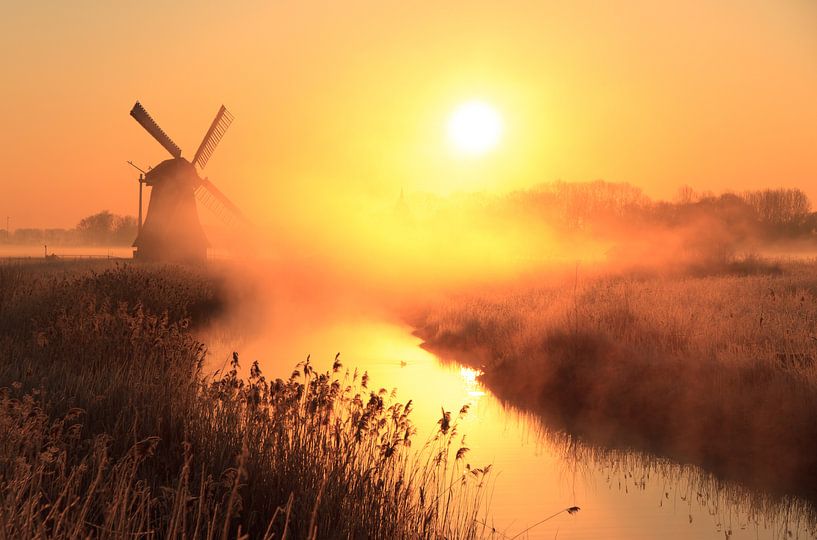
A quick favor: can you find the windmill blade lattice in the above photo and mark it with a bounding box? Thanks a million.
[129,102,182,158]
[195,177,247,227]
[192,105,234,169]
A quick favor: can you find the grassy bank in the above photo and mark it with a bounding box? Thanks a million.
[0,261,487,539]
[414,261,817,500]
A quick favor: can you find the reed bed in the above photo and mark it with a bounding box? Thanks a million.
[414,260,817,500]
[0,261,489,539]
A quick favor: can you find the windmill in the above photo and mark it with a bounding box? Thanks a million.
[128,101,246,262]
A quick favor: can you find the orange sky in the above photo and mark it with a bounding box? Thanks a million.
[1,0,816,230]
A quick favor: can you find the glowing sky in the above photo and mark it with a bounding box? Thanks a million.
[1,0,816,229]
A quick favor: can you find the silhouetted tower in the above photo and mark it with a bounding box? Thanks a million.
[394,187,413,225]
[129,102,246,262]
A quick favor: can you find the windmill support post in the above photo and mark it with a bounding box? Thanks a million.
[138,174,143,234]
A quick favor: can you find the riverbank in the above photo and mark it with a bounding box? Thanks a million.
[0,261,487,539]
[413,260,817,502]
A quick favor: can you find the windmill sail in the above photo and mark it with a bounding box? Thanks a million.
[192,105,234,169]
[130,102,182,158]
[196,177,248,227]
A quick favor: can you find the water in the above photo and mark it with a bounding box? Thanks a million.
[201,314,816,539]
[0,245,133,259]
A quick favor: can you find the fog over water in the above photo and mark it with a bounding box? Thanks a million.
[199,289,816,539]
[196,200,817,539]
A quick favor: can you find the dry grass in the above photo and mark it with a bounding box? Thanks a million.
[0,261,489,539]
[414,259,817,500]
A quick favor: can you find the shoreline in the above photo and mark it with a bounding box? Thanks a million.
[412,263,817,507]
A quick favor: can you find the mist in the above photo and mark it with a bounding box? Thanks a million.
[217,181,815,308]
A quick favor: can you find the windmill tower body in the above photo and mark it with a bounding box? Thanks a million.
[134,159,208,262]
[128,102,244,262]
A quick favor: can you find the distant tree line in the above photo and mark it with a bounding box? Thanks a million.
[506,182,817,239]
[652,187,815,238]
[0,211,137,246]
[497,182,817,265]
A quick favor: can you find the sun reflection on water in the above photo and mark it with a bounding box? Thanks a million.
[460,366,486,398]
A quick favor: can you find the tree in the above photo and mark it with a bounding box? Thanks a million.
[113,215,138,245]
[76,211,117,245]
[741,188,811,236]
[675,185,696,204]
[12,229,44,244]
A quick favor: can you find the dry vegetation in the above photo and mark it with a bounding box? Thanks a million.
[0,261,488,539]
[414,259,817,500]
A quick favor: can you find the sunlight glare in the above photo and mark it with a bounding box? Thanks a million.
[460,367,486,397]
[447,100,503,156]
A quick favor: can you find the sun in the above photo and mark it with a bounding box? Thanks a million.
[447,100,503,155]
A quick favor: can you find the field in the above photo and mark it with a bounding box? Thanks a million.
[414,259,817,501]
[0,261,488,539]
[6,256,817,538]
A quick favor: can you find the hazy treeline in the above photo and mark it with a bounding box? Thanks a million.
[461,182,815,269]
[0,210,136,246]
[506,182,815,239]
[510,181,808,235]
